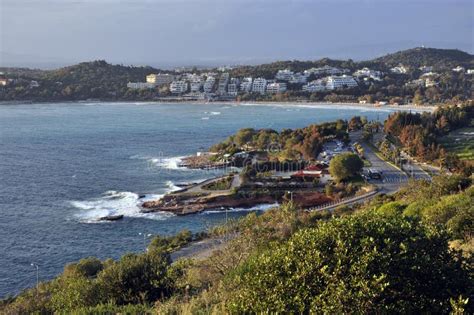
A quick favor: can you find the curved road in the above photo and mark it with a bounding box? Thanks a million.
[351,131,431,194]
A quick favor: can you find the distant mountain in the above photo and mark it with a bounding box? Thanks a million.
[373,47,473,68]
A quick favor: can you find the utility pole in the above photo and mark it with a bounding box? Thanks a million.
[30,263,39,297]
[138,232,152,252]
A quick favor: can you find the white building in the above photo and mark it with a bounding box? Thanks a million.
[452,66,465,73]
[289,73,307,84]
[217,73,230,95]
[183,73,202,82]
[390,66,408,74]
[29,80,40,88]
[217,66,233,72]
[467,69,474,75]
[0,78,8,86]
[227,78,240,96]
[275,69,294,81]
[419,66,433,73]
[266,82,287,94]
[252,78,267,94]
[146,73,174,85]
[170,80,188,94]
[240,77,253,92]
[405,79,425,88]
[190,81,203,93]
[326,75,358,90]
[203,76,216,93]
[353,68,382,80]
[127,82,156,89]
[425,78,438,87]
[420,72,438,77]
[304,65,344,76]
[302,81,326,92]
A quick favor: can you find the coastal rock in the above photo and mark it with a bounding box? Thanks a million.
[99,214,124,221]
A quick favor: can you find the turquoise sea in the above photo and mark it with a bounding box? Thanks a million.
[0,102,400,297]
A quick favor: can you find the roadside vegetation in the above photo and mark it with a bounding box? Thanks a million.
[210,120,349,161]
[438,127,474,161]
[2,174,472,314]
[380,102,473,174]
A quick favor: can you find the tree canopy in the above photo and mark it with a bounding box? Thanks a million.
[329,152,364,181]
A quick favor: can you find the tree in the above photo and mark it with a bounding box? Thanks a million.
[348,116,363,131]
[234,128,256,148]
[329,153,363,181]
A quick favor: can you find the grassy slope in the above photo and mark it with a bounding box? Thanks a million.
[438,127,474,161]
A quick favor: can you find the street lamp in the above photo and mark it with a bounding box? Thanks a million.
[287,191,293,202]
[138,232,153,252]
[30,263,39,295]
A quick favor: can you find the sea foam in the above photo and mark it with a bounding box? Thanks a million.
[70,190,173,223]
[200,203,279,215]
[130,154,186,170]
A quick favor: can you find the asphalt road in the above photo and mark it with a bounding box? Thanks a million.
[351,131,431,194]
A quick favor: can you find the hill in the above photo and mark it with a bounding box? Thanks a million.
[0,47,473,103]
[0,61,163,101]
[373,47,474,68]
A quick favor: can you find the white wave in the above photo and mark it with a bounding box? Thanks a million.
[166,180,182,192]
[131,155,186,170]
[210,111,221,115]
[201,203,279,215]
[238,102,397,113]
[71,190,174,223]
[201,117,210,120]
[153,156,185,170]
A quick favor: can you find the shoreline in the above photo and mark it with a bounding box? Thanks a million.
[0,99,436,112]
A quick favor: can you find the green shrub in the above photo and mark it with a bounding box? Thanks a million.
[227,213,471,313]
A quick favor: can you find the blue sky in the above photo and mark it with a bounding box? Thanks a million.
[1,0,473,68]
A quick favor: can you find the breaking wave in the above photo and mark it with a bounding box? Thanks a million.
[70,190,173,223]
[200,203,279,215]
[130,154,185,170]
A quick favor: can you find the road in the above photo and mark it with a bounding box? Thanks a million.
[171,233,238,261]
[351,131,431,194]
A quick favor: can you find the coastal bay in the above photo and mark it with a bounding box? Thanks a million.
[0,101,400,298]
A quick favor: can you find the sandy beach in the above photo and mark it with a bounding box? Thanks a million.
[0,100,437,112]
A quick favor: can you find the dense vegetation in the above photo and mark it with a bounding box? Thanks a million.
[2,175,472,314]
[0,61,163,102]
[1,47,472,104]
[373,47,474,68]
[329,152,364,181]
[382,102,474,174]
[210,120,349,161]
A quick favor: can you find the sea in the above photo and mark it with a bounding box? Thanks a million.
[0,102,401,298]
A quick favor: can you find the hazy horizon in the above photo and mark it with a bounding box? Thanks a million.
[1,0,473,69]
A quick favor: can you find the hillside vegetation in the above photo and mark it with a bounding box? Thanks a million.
[1,47,472,103]
[374,47,474,68]
[1,175,472,314]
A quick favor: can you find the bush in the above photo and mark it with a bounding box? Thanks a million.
[148,230,193,253]
[227,213,471,313]
[96,251,173,305]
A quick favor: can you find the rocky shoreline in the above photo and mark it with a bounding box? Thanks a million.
[141,193,277,215]
[179,155,229,169]
[141,189,333,216]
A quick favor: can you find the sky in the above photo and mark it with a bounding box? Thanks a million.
[1,0,473,69]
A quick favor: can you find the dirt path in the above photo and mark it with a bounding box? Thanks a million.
[171,234,237,261]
